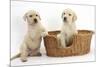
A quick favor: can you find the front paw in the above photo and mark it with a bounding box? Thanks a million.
[41,32,48,37]
[21,58,27,62]
[75,31,78,35]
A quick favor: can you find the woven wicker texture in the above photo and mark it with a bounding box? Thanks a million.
[43,30,93,57]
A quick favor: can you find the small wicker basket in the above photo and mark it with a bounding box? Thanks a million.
[43,30,93,57]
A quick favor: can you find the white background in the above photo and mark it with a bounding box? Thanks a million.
[0,0,99,67]
[11,1,95,66]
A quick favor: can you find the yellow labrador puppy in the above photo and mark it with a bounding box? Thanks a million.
[11,10,48,62]
[57,8,77,48]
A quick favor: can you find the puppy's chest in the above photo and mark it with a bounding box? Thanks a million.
[30,29,42,39]
[62,25,75,36]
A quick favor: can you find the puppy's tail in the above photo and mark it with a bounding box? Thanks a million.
[10,53,20,61]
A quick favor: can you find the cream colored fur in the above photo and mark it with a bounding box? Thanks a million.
[11,10,48,62]
[57,9,77,48]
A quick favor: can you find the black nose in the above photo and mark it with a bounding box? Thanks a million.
[34,18,37,23]
[64,17,67,21]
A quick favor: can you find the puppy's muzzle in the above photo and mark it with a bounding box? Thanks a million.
[63,17,67,22]
[34,18,38,23]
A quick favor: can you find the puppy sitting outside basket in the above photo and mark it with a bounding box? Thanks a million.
[11,10,48,62]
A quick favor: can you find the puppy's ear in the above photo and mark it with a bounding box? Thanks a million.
[72,13,77,22]
[23,13,27,21]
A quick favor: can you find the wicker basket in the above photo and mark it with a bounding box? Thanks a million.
[43,30,94,57]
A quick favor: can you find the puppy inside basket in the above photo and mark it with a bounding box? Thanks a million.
[57,8,78,48]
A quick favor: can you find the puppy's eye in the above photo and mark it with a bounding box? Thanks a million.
[36,14,38,16]
[63,13,65,15]
[69,14,72,16]
[29,15,32,17]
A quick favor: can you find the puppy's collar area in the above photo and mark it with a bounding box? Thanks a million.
[28,22,41,29]
[28,21,40,26]
[63,20,68,23]
[63,22,73,26]
[28,23,37,27]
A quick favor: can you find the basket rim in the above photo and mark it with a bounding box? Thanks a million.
[48,30,94,33]
[45,30,94,38]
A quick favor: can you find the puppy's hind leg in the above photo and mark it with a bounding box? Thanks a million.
[35,49,42,56]
[20,43,28,62]
[30,49,42,56]
[34,52,42,56]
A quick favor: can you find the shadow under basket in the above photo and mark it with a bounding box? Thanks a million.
[43,30,94,57]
